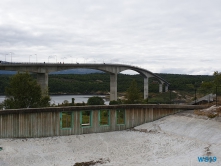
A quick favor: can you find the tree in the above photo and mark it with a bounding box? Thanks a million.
[3,72,51,109]
[61,100,69,106]
[125,80,142,104]
[213,71,221,86]
[200,71,221,94]
[0,102,3,110]
[87,96,104,105]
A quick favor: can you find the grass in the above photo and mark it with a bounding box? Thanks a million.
[100,110,109,125]
[117,110,125,124]
[82,111,91,126]
[147,91,177,104]
[82,115,90,124]
[61,112,72,128]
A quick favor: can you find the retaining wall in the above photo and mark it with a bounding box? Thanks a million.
[0,104,206,138]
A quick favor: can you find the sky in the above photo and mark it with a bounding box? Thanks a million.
[0,0,221,75]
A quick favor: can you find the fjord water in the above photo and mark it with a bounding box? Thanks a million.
[0,95,109,105]
[50,95,109,105]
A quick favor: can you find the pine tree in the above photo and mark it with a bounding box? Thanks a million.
[126,80,141,104]
[3,72,51,109]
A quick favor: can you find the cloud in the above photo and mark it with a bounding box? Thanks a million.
[0,0,221,75]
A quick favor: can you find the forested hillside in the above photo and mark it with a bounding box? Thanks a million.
[158,73,214,91]
[0,73,214,95]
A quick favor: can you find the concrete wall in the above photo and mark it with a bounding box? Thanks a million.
[0,104,206,138]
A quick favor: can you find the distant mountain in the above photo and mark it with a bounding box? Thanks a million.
[0,69,103,75]
[0,70,16,74]
[50,69,104,74]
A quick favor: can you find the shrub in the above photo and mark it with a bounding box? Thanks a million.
[87,96,104,105]
[109,99,122,105]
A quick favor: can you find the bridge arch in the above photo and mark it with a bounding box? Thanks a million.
[95,65,169,100]
[0,63,169,101]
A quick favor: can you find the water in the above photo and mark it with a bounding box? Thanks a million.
[50,95,109,105]
[0,96,5,104]
[0,95,109,105]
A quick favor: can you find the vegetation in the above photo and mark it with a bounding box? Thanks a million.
[2,72,51,109]
[147,91,177,104]
[100,110,109,125]
[0,75,10,94]
[125,80,142,104]
[117,110,125,124]
[87,96,104,105]
[0,72,217,106]
[200,71,221,94]
[57,99,85,107]
[0,73,214,95]
[81,111,91,126]
[158,73,214,92]
[61,112,72,128]
[109,99,122,105]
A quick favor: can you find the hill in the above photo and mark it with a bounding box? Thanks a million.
[0,72,214,98]
[0,69,103,75]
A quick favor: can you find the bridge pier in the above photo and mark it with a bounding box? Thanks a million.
[165,85,168,92]
[110,73,117,101]
[37,73,48,94]
[159,83,163,93]
[1,63,169,99]
[144,77,149,99]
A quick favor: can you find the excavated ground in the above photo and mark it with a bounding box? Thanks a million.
[1,108,221,166]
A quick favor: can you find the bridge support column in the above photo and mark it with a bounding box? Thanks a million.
[110,73,117,101]
[165,85,168,92]
[37,73,48,94]
[144,77,149,99]
[159,83,163,93]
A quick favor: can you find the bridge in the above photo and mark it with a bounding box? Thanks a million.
[0,62,169,101]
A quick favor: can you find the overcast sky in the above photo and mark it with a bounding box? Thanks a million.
[0,0,221,75]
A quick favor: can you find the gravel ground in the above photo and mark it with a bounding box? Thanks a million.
[0,109,221,166]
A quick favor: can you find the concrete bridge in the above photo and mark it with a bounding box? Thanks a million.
[0,62,169,100]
